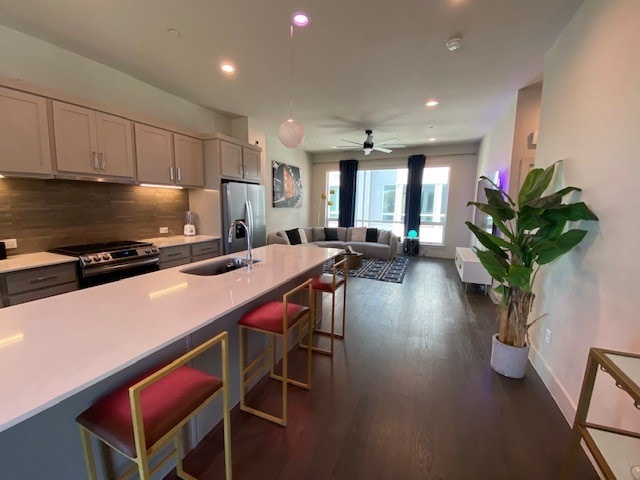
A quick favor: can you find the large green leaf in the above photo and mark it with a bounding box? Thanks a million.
[523,193,562,210]
[546,202,599,221]
[485,188,515,218]
[518,164,556,206]
[504,264,534,291]
[465,221,518,257]
[475,248,508,281]
[555,186,582,197]
[535,229,588,264]
[467,202,513,223]
[480,176,516,206]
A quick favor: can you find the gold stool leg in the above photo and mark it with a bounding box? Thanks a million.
[281,331,288,427]
[79,426,98,480]
[239,326,246,411]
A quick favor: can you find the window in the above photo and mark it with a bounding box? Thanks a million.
[353,168,407,237]
[324,166,450,244]
[419,167,450,245]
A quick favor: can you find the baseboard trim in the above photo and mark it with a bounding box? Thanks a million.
[529,343,578,425]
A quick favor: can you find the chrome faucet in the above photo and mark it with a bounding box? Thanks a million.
[228,221,253,269]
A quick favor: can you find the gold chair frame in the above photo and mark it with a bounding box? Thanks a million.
[301,257,348,356]
[78,331,232,480]
[239,279,314,427]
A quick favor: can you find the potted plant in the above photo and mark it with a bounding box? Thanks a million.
[466,162,598,378]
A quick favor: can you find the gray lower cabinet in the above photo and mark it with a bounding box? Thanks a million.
[159,240,220,270]
[1,263,78,306]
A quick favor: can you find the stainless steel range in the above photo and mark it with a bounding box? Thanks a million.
[50,240,160,288]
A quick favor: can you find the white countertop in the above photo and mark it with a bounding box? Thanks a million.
[0,244,339,433]
[141,235,220,248]
[0,252,77,274]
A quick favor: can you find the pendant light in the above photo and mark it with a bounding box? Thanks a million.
[278,24,305,148]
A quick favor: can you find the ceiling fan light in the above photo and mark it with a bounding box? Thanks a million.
[278,118,305,148]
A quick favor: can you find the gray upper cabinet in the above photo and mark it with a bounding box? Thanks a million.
[135,125,204,188]
[134,123,175,185]
[0,87,53,177]
[242,147,261,183]
[208,138,261,185]
[53,101,134,179]
[174,134,204,187]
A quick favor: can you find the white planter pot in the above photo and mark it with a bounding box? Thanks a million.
[490,334,530,379]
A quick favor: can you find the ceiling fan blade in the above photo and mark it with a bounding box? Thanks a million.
[375,138,400,146]
[373,146,392,153]
[333,145,360,150]
[339,139,363,145]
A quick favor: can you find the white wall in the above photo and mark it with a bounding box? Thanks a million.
[0,25,231,134]
[263,133,312,234]
[529,0,640,431]
[476,95,517,188]
[310,143,479,258]
[509,85,542,196]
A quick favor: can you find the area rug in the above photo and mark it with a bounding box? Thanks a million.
[322,256,410,284]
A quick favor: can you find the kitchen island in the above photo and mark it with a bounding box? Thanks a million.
[0,244,340,479]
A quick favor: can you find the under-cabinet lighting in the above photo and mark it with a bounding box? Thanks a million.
[139,183,183,190]
[0,333,24,348]
[148,283,188,300]
[0,174,4,178]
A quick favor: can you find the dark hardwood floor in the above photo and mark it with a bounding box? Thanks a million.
[167,257,597,480]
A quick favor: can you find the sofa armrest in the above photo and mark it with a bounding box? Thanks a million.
[267,232,288,245]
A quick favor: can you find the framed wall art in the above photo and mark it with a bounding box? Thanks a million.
[272,160,302,208]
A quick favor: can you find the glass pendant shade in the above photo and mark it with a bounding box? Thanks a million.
[278,118,305,148]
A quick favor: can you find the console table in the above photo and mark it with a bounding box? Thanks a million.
[454,247,491,293]
[562,348,640,479]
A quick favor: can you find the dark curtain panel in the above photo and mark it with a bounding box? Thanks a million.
[404,154,426,236]
[338,159,358,227]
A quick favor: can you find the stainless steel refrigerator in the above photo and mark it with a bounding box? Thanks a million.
[221,182,267,254]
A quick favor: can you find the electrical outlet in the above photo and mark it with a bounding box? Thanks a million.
[545,329,552,345]
[159,227,169,234]
[1,238,17,249]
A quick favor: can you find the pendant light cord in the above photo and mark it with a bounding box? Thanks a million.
[289,24,294,119]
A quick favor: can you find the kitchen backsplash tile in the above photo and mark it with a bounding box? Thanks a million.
[0,178,188,254]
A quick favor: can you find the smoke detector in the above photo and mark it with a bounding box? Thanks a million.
[446,37,462,51]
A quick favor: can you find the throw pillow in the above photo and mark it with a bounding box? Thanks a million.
[324,228,339,241]
[285,228,302,245]
[366,228,378,242]
[278,230,291,245]
[350,227,367,242]
[378,230,391,244]
[312,227,325,241]
[298,228,308,244]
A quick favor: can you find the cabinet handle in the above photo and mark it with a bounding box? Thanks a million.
[239,163,243,175]
[30,275,58,284]
[100,152,106,171]
[167,252,183,257]
[177,167,182,182]
[199,247,213,252]
[92,151,99,170]
[169,166,174,181]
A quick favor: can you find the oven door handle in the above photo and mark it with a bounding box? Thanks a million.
[81,257,159,278]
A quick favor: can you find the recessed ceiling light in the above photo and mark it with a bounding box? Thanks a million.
[167,28,182,37]
[446,37,462,51]
[291,12,311,27]
[429,138,437,142]
[220,63,235,74]
[426,99,439,107]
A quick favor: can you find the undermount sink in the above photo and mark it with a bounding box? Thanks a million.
[180,257,260,276]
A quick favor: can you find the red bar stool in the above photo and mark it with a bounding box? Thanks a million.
[302,257,348,356]
[75,331,232,480]
[238,279,314,427]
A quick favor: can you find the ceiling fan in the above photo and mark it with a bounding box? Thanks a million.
[333,129,405,155]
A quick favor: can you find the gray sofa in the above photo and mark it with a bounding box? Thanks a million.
[267,227,399,260]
